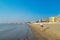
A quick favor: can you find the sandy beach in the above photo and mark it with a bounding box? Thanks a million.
[28,23,60,40]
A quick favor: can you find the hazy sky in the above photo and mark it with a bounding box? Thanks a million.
[0,0,60,23]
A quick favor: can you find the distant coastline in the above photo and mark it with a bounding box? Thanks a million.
[0,22,26,24]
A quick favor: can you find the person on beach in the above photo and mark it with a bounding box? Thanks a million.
[39,21,44,28]
[39,21,46,31]
[39,21,49,31]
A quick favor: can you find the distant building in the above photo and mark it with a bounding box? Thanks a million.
[41,18,49,22]
[36,14,60,23]
[49,16,56,22]
[31,20,36,23]
[56,15,60,22]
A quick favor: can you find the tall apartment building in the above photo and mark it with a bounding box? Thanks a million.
[49,16,56,22]
[49,15,60,22]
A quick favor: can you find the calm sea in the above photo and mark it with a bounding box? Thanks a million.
[0,24,34,40]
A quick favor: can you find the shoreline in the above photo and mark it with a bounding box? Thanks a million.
[28,23,60,40]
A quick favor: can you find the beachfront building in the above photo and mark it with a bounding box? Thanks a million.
[49,16,56,22]
[36,14,60,23]
[41,18,49,22]
[49,15,60,22]
[56,15,60,22]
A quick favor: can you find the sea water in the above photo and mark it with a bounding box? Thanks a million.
[0,24,34,40]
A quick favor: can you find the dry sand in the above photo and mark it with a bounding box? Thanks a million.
[28,23,60,40]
